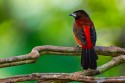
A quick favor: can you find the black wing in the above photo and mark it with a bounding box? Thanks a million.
[73,27,86,45]
[90,26,97,46]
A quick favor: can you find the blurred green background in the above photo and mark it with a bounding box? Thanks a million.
[0,0,125,83]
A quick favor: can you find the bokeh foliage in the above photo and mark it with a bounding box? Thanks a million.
[0,0,125,82]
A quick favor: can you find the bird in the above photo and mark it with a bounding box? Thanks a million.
[70,10,98,70]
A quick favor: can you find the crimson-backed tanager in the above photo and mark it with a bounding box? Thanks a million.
[70,10,98,70]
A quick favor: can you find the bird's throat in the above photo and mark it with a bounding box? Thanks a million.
[75,19,83,27]
[75,18,92,27]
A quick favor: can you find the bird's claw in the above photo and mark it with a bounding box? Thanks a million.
[75,45,81,53]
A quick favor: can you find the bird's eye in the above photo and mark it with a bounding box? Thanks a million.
[75,16,81,20]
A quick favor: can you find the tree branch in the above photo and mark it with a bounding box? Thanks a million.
[81,55,125,76]
[0,45,125,82]
[0,45,125,68]
[1,72,125,83]
[33,45,125,56]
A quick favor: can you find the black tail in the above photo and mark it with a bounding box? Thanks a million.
[81,48,98,70]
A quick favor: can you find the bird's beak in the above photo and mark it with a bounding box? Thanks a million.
[69,13,76,17]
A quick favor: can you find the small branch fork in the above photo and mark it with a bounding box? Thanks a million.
[0,45,125,83]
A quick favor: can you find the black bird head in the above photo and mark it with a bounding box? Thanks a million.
[70,10,90,20]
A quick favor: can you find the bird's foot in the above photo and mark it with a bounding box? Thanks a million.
[75,45,81,54]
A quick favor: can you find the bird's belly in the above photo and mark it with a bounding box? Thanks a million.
[74,34,86,48]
